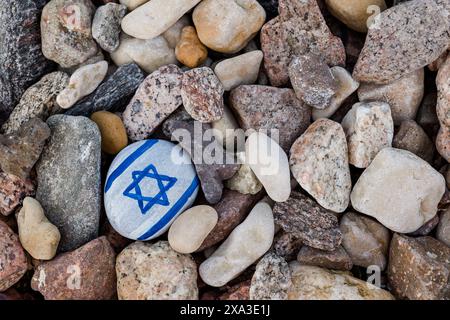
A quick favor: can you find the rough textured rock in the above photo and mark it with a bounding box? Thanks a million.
[273,191,342,251]
[290,119,351,213]
[437,208,450,247]
[36,115,101,252]
[92,3,127,53]
[273,231,303,261]
[0,0,53,120]
[116,241,198,300]
[0,118,50,179]
[230,85,311,151]
[353,0,450,84]
[288,263,395,300]
[388,234,450,300]
[123,65,183,141]
[289,54,338,110]
[297,246,353,271]
[199,202,274,287]
[393,120,434,163]
[351,148,446,233]
[31,237,116,300]
[17,197,60,260]
[260,0,345,86]
[340,212,390,270]
[175,26,208,68]
[0,221,27,292]
[226,164,263,195]
[0,172,35,217]
[436,55,450,162]
[436,127,450,162]
[2,72,69,135]
[341,102,394,168]
[181,67,224,123]
[249,252,291,300]
[90,111,128,155]
[219,281,251,300]
[41,0,98,68]
[66,63,145,117]
[358,69,424,124]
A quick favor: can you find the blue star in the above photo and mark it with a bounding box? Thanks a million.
[123,164,177,215]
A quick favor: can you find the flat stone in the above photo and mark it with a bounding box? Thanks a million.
[288,263,395,300]
[226,164,263,195]
[290,119,351,213]
[214,51,264,91]
[193,0,266,54]
[181,67,225,123]
[41,0,98,68]
[36,115,101,252]
[2,72,69,135]
[175,26,208,68]
[388,234,450,300]
[168,205,218,254]
[340,212,390,270]
[273,191,342,251]
[437,208,450,247]
[17,197,60,260]
[123,65,183,141]
[31,237,116,300]
[341,102,394,168]
[393,120,434,163]
[297,246,353,271]
[0,220,27,292]
[116,241,198,300]
[351,148,446,233]
[353,0,450,84]
[0,172,35,217]
[91,111,128,155]
[92,3,127,53]
[249,252,291,300]
[122,0,201,40]
[199,202,274,287]
[358,69,424,124]
[230,85,311,151]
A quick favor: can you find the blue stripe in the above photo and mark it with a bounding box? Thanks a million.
[105,140,158,193]
[138,176,200,240]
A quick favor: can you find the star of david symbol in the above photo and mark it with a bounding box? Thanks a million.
[123,164,177,215]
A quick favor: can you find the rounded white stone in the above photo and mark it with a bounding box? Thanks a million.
[119,0,148,11]
[104,139,199,240]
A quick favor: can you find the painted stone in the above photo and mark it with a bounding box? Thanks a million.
[105,139,199,241]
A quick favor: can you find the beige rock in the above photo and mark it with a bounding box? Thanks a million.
[17,197,60,260]
[175,26,208,68]
[163,15,190,49]
[214,51,264,91]
[56,61,108,109]
[358,68,424,125]
[226,164,263,195]
[436,126,450,162]
[342,102,394,168]
[211,105,243,153]
[168,205,218,254]
[246,132,291,202]
[325,0,387,33]
[119,0,148,11]
[199,202,274,287]
[110,34,176,73]
[288,263,394,300]
[90,111,128,155]
[351,148,446,233]
[121,0,201,39]
[312,67,360,120]
[193,0,266,54]
[436,55,450,162]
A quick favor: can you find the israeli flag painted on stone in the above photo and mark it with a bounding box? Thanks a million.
[104,139,199,241]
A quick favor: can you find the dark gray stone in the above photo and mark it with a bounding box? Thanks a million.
[92,3,127,53]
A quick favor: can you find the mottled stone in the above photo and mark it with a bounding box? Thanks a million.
[0,0,53,120]
[230,85,311,151]
[175,26,208,68]
[273,191,342,251]
[0,172,35,217]
[340,212,390,270]
[31,237,116,300]
[297,246,353,271]
[341,102,394,168]
[90,111,128,155]
[436,55,450,162]
[358,69,424,124]
[0,221,27,291]
[437,208,450,247]
[92,3,127,52]
[351,148,446,233]
[436,127,450,162]
[2,72,69,135]
[0,118,50,179]
[273,231,303,261]
[250,252,291,300]
[289,55,338,110]
[353,0,450,84]
[219,281,251,300]
[388,234,450,300]
[393,120,434,163]
[290,119,351,213]
[181,67,224,123]
[123,65,183,141]
[41,0,98,68]
[36,115,101,252]
[226,164,263,195]
[116,241,198,300]
[66,63,145,117]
